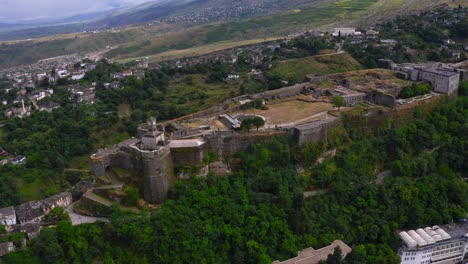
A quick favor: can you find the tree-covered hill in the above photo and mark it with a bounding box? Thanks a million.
[3,93,467,263]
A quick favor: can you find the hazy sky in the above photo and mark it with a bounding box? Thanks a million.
[0,0,153,23]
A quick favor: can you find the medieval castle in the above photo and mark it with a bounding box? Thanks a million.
[90,61,465,204]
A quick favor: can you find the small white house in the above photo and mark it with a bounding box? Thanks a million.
[0,207,17,226]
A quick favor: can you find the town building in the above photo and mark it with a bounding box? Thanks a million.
[27,89,53,102]
[15,192,72,224]
[10,155,26,166]
[272,240,352,264]
[3,100,31,119]
[398,224,468,264]
[69,85,96,104]
[122,70,133,77]
[332,28,356,37]
[134,70,145,80]
[37,101,60,113]
[0,207,17,226]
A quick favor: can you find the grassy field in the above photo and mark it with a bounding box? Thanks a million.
[163,74,240,114]
[118,37,281,64]
[269,53,363,83]
[240,99,333,125]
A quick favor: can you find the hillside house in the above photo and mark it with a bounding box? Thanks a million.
[37,101,60,112]
[4,104,31,119]
[10,155,26,165]
[332,28,356,37]
[122,70,133,77]
[134,70,145,80]
[27,89,53,102]
[69,85,96,104]
[15,192,72,224]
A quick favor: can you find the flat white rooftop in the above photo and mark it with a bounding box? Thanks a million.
[169,139,206,148]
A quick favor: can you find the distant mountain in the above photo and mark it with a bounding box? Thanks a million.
[89,0,326,28]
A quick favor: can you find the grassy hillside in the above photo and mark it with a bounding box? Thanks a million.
[0,0,456,70]
[108,0,380,61]
[107,0,454,63]
[118,37,281,64]
[269,52,363,83]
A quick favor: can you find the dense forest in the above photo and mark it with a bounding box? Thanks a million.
[3,93,466,263]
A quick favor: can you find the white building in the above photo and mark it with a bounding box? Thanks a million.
[57,70,68,79]
[71,72,85,80]
[332,28,356,37]
[399,224,468,264]
[0,207,17,226]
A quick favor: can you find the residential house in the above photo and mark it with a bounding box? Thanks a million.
[27,89,53,102]
[68,69,85,80]
[134,70,145,80]
[37,101,60,113]
[122,70,133,77]
[15,192,72,224]
[332,28,356,37]
[69,85,96,104]
[10,155,26,166]
[4,103,31,119]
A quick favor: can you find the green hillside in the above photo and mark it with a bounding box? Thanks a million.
[269,53,364,83]
[0,0,455,70]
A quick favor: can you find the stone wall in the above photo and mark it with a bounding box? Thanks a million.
[133,146,175,204]
[91,150,133,177]
[221,131,288,155]
[291,118,338,145]
[252,83,308,101]
[366,91,396,107]
[171,145,208,168]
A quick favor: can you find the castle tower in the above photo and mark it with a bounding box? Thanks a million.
[132,117,174,204]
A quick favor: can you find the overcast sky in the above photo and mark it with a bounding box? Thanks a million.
[0,0,153,23]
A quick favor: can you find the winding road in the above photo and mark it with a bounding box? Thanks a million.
[66,202,109,226]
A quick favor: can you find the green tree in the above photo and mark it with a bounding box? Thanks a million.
[251,117,265,131]
[332,96,345,110]
[31,228,64,263]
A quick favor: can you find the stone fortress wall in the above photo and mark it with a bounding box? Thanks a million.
[90,62,465,204]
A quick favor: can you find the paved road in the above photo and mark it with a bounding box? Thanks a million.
[66,202,109,226]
